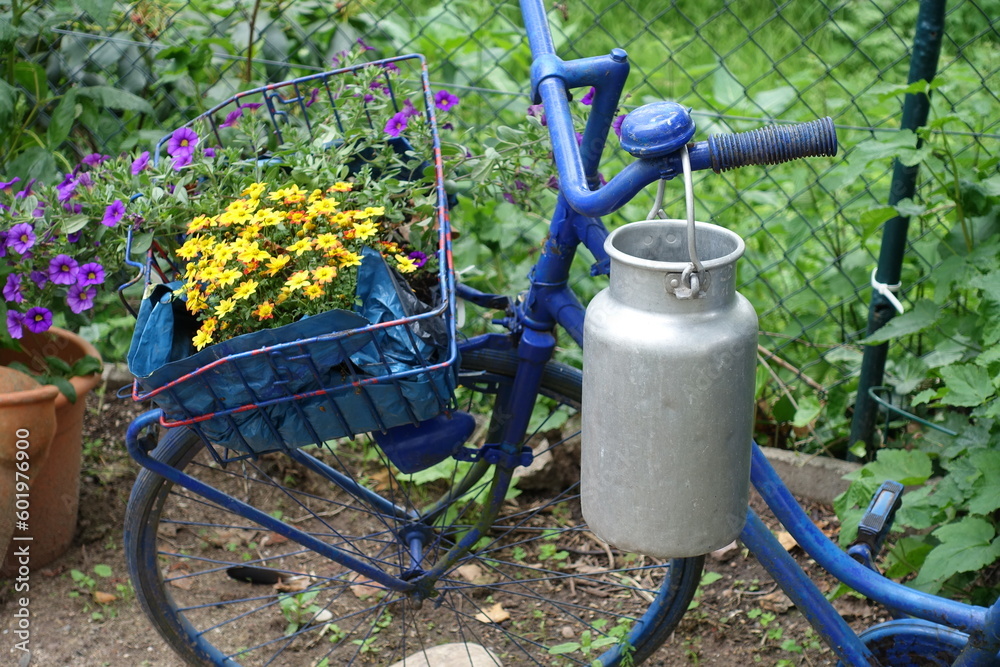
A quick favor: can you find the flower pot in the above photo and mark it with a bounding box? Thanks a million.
[0,368,59,562]
[0,327,102,576]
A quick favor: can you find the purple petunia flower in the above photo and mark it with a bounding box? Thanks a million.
[220,109,243,129]
[402,99,421,118]
[57,176,78,202]
[172,153,193,171]
[408,251,428,268]
[67,284,97,314]
[580,87,596,105]
[527,104,547,126]
[384,112,409,138]
[356,37,375,51]
[29,271,47,288]
[612,113,627,139]
[82,153,109,167]
[14,179,35,198]
[0,177,21,191]
[77,172,93,189]
[575,132,583,146]
[102,199,125,227]
[24,307,52,334]
[362,93,375,103]
[434,90,459,111]
[240,102,263,112]
[6,311,24,339]
[0,231,7,258]
[382,62,400,74]
[7,223,35,254]
[204,147,218,158]
[305,88,319,108]
[78,262,106,286]
[167,127,199,161]
[131,151,150,175]
[3,274,23,303]
[48,254,79,285]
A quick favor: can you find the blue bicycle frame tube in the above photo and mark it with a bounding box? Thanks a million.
[741,509,880,665]
[126,410,415,594]
[750,445,990,635]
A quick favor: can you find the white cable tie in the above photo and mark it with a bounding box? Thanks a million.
[871,268,904,314]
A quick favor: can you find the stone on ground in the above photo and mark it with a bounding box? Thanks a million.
[387,642,502,667]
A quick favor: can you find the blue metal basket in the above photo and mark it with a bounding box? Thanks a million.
[122,55,458,459]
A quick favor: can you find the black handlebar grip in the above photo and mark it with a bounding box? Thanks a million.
[706,117,838,172]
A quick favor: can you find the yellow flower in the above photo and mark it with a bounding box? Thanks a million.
[186,293,209,313]
[264,255,291,276]
[193,328,214,351]
[199,265,223,282]
[304,284,325,300]
[331,212,351,227]
[253,207,283,226]
[239,223,263,240]
[177,237,203,259]
[242,182,268,200]
[364,206,385,217]
[218,208,251,227]
[268,184,307,204]
[352,220,378,241]
[253,301,275,320]
[394,254,418,274]
[211,244,236,264]
[237,242,270,264]
[287,238,314,256]
[275,291,289,305]
[312,265,337,284]
[233,279,259,300]
[217,268,242,287]
[339,251,362,268]
[307,189,324,203]
[284,271,311,291]
[187,215,213,233]
[307,198,339,217]
[215,298,236,317]
[329,182,352,193]
[201,317,219,332]
[314,233,341,251]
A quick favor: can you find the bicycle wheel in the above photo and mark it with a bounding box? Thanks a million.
[125,347,703,666]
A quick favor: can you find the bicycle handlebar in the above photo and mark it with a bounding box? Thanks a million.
[704,117,838,172]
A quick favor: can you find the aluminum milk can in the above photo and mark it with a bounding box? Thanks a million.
[582,219,757,557]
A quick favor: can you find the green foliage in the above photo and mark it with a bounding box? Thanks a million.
[277,590,323,636]
[834,88,1000,601]
[0,0,154,182]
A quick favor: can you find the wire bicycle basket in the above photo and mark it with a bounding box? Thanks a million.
[120,55,458,461]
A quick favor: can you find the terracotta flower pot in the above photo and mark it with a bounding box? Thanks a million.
[0,327,102,576]
[0,368,59,561]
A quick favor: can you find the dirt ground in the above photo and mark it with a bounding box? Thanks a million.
[0,387,886,667]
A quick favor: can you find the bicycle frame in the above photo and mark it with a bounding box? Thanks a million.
[123,0,1000,664]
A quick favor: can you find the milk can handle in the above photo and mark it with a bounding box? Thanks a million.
[647,146,705,298]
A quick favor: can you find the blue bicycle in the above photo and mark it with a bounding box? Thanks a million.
[122,1,1000,665]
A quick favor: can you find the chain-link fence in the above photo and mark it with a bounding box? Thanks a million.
[8,0,1000,451]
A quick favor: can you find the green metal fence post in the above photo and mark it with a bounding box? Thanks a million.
[848,0,947,451]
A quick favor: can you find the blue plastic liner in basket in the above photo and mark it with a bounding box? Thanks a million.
[127,247,456,455]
